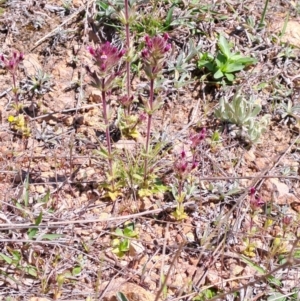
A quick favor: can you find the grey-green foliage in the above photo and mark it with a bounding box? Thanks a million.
[279,99,300,121]
[167,39,201,88]
[215,90,270,144]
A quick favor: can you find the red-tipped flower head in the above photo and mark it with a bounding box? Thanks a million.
[0,51,24,74]
[87,42,124,75]
[249,188,264,211]
[190,128,207,149]
[141,34,171,79]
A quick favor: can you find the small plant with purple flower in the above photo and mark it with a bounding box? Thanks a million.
[1,51,32,138]
[141,33,171,183]
[242,187,265,257]
[0,51,24,108]
[171,129,206,220]
[86,33,172,200]
[86,42,125,200]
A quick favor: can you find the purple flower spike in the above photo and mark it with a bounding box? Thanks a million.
[250,187,256,196]
[282,216,292,226]
[87,42,124,75]
[141,34,171,79]
[250,194,264,211]
[138,112,147,122]
[164,44,171,52]
[0,51,24,74]
[174,149,198,177]
[190,128,207,149]
[175,159,188,174]
[87,46,95,56]
[191,160,198,170]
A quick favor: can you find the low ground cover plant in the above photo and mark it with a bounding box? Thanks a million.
[215,90,270,144]
[198,35,257,82]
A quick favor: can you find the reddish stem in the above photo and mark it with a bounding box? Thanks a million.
[144,79,154,183]
[101,79,113,183]
[124,0,131,116]
[12,72,19,104]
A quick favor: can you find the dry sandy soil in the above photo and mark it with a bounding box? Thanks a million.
[0,0,300,300]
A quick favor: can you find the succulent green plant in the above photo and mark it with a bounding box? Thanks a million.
[198,35,257,82]
[215,90,270,144]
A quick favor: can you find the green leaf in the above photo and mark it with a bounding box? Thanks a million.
[40,233,63,240]
[28,228,38,240]
[241,256,281,286]
[95,146,109,159]
[124,222,134,232]
[165,5,174,28]
[215,52,227,68]
[267,292,286,301]
[107,190,122,201]
[12,250,21,262]
[229,53,245,60]
[115,228,124,237]
[225,63,244,73]
[202,61,216,72]
[116,292,130,301]
[218,35,232,58]
[0,253,13,264]
[97,1,109,10]
[225,73,234,81]
[233,56,257,65]
[119,239,130,252]
[24,266,37,277]
[138,188,152,197]
[72,266,82,276]
[35,211,43,226]
[225,187,241,196]
[112,238,121,248]
[213,69,224,79]
[294,249,300,259]
[124,228,138,238]
[39,189,50,203]
[133,173,144,181]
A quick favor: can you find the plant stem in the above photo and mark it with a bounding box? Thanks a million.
[258,0,269,29]
[144,78,154,183]
[12,72,19,104]
[101,79,114,183]
[124,0,131,116]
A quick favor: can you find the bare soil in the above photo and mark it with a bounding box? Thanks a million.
[0,0,300,300]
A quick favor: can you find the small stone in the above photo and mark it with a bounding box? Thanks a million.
[89,90,102,103]
[129,241,145,256]
[36,185,45,194]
